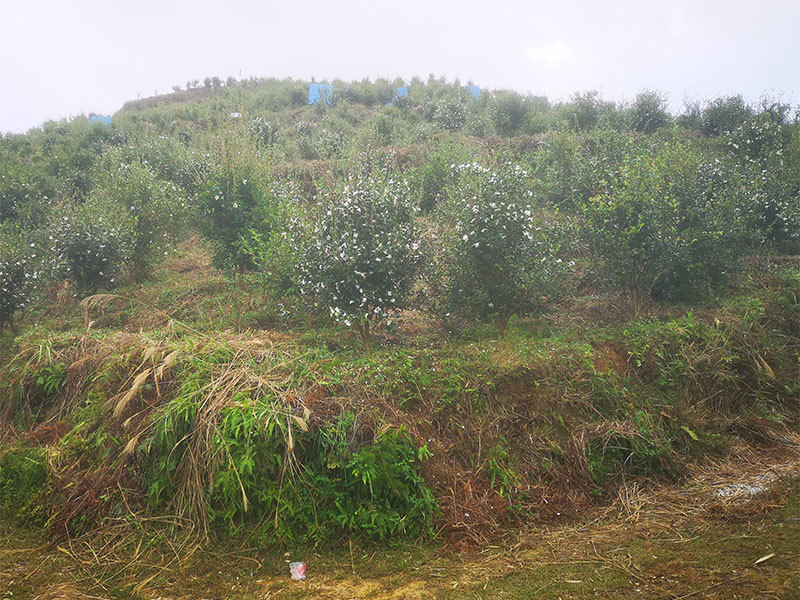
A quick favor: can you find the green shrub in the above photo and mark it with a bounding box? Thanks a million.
[558,90,606,132]
[94,158,184,281]
[411,141,470,213]
[250,117,280,148]
[491,92,528,136]
[426,97,466,131]
[0,226,42,330]
[581,142,751,308]
[295,120,320,160]
[0,161,55,226]
[725,108,800,249]
[145,390,436,542]
[700,95,753,137]
[294,174,422,342]
[486,437,520,499]
[465,103,495,137]
[370,114,394,146]
[442,162,569,333]
[196,147,272,271]
[531,129,640,207]
[630,90,671,134]
[49,198,133,293]
[239,185,304,299]
[586,412,675,486]
[311,422,436,540]
[0,446,48,523]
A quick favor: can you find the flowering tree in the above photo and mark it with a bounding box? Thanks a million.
[444,162,568,333]
[296,176,421,345]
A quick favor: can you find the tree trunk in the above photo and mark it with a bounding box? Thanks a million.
[497,311,510,336]
[355,319,372,351]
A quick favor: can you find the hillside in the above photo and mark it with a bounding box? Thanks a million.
[1,78,799,598]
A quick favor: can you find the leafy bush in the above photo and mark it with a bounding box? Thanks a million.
[196,149,271,271]
[530,130,640,208]
[310,421,436,540]
[49,199,133,293]
[442,162,568,333]
[250,117,280,148]
[295,120,319,160]
[0,161,55,226]
[0,227,42,330]
[239,184,304,299]
[724,108,800,248]
[491,92,528,136]
[0,446,48,523]
[370,114,394,146]
[411,141,470,213]
[581,142,751,308]
[426,97,467,131]
[630,90,671,134]
[586,413,675,486]
[464,106,495,137]
[294,175,422,342]
[700,95,753,137]
[94,158,184,281]
[558,90,605,132]
[146,390,436,541]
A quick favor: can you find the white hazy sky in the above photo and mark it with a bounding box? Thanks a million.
[1,0,798,133]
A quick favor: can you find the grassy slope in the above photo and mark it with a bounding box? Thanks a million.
[2,239,798,542]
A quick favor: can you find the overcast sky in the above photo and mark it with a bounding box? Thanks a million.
[1,0,798,133]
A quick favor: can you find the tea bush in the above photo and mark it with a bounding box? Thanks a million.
[426,97,467,131]
[0,161,55,226]
[491,92,529,136]
[700,95,753,137]
[581,142,751,307]
[442,162,569,332]
[0,226,42,329]
[530,130,641,208]
[294,175,422,341]
[49,198,133,293]
[249,117,280,148]
[239,182,304,299]
[630,90,671,134]
[196,150,270,271]
[724,108,800,248]
[94,158,184,281]
[411,141,471,213]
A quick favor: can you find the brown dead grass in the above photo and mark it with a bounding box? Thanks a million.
[5,447,797,600]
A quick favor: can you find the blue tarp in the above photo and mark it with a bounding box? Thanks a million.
[308,83,333,105]
[89,115,112,126]
[468,85,481,99]
[387,86,409,106]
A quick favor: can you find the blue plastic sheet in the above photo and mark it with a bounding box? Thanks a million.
[308,83,333,105]
[468,85,481,99]
[89,115,112,126]
[387,86,409,106]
